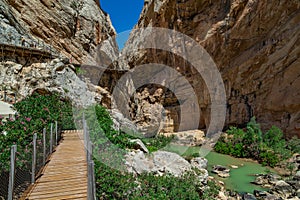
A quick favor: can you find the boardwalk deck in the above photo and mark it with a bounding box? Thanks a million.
[24,130,88,200]
[0,43,56,58]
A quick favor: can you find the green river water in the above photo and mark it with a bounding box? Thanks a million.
[163,144,275,193]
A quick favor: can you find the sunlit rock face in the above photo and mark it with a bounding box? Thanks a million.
[0,0,119,106]
[120,0,300,137]
[0,58,105,107]
[0,0,118,65]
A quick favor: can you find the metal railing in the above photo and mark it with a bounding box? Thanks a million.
[0,121,62,200]
[82,114,96,200]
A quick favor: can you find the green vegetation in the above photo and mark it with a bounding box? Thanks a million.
[0,93,75,170]
[90,105,173,152]
[78,105,174,170]
[95,160,220,199]
[75,66,86,75]
[215,117,300,167]
[0,96,222,198]
[201,180,222,200]
[84,105,220,199]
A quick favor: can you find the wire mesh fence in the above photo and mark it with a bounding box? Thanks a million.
[0,121,62,200]
[0,146,10,200]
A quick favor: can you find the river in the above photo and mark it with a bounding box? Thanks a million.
[163,144,275,193]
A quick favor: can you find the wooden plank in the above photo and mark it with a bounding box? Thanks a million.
[29,187,87,197]
[36,176,86,182]
[27,192,87,200]
[24,130,88,200]
[28,192,87,200]
[28,186,87,195]
[28,182,87,191]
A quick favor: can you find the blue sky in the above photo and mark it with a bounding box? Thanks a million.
[100,0,144,33]
[100,0,144,49]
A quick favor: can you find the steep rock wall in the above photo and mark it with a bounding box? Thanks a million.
[123,0,300,137]
[0,0,118,106]
[0,0,117,65]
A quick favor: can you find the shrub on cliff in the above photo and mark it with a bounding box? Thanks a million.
[215,117,297,167]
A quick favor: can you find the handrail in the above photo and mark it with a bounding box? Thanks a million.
[1,121,62,200]
[82,114,96,200]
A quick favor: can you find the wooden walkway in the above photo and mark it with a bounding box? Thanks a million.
[24,130,88,200]
[0,43,57,59]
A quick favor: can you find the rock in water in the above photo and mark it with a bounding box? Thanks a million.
[273,180,294,199]
[242,193,257,200]
[211,165,230,178]
[251,174,281,188]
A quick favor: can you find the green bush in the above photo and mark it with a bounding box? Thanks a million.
[0,93,75,170]
[287,136,300,154]
[201,180,221,200]
[95,160,219,200]
[215,117,296,167]
[214,127,246,157]
[259,148,279,167]
[14,92,75,130]
[142,135,174,153]
[88,104,173,152]
[86,105,221,199]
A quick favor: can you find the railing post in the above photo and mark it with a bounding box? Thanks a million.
[55,121,58,146]
[43,128,46,164]
[88,160,96,200]
[91,161,96,200]
[88,141,92,164]
[31,133,37,184]
[50,123,53,153]
[87,141,95,200]
[84,123,88,161]
[83,113,95,200]
[8,145,17,200]
[83,114,87,148]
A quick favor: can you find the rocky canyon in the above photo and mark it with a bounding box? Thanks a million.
[0,0,300,199]
[1,0,299,138]
[117,0,300,138]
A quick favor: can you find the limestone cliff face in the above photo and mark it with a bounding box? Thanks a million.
[124,0,300,137]
[0,0,117,65]
[0,0,118,106]
[0,59,102,106]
